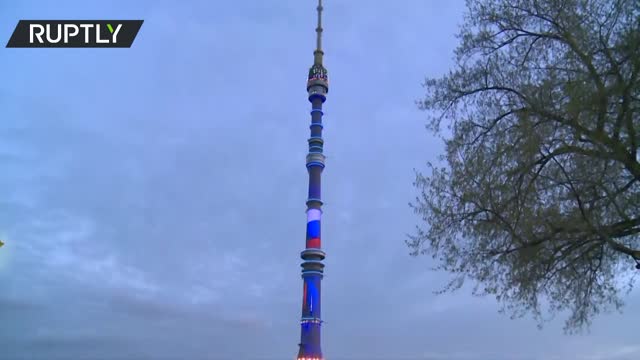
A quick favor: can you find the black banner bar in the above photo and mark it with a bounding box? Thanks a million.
[6,20,143,48]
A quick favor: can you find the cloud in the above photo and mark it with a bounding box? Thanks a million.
[10,209,158,295]
[584,345,640,360]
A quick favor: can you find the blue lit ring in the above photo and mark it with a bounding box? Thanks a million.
[309,94,327,102]
[306,161,325,168]
[310,109,324,115]
[309,123,323,129]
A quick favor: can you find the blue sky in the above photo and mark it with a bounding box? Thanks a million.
[0,0,638,359]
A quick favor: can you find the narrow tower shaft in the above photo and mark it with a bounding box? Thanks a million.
[298,1,328,360]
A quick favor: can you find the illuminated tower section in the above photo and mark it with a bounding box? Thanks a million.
[297,1,328,360]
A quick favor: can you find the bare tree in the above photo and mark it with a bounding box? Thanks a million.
[409,0,640,332]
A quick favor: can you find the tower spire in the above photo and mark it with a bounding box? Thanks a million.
[314,0,324,65]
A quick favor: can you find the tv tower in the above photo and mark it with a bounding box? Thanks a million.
[297,1,328,359]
